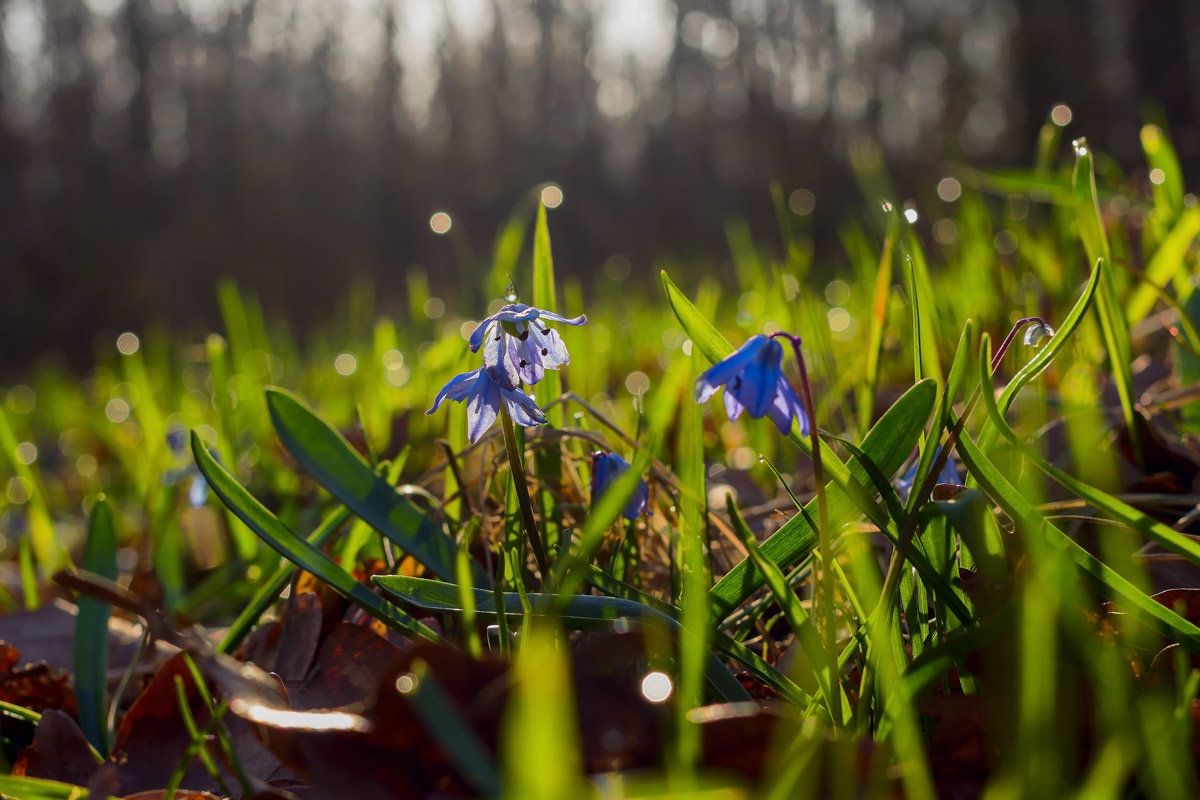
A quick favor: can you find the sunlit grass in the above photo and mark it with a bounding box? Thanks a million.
[2,118,1200,797]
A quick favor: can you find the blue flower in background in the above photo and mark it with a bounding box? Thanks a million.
[426,361,547,443]
[895,446,961,503]
[694,335,809,435]
[468,303,587,385]
[164,425,210,507]
[590,451,648,520]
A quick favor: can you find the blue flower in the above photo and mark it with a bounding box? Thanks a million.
[694,335,808,435]
[895,446,961,503]
[426,361,547,444]
[468,303,587,385]
[164,425,210,507]
[590,451,648,520]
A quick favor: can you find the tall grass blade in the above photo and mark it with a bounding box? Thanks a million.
[75,497,117,756]
[265,387,480,584]
[191,431,442,643]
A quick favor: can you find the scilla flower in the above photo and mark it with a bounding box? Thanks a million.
[427,361,547,444]
[694,335,809,435]
[895,446,961,503]
[468,303,587,385]
[590,451,648,520]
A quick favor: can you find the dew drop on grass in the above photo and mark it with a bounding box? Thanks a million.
[1072,137,1089,157]
[504,281,519,303]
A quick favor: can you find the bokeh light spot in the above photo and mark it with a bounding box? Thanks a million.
[429,211,452,234]
[1149,168,1166,186]
[14,442,37,465]
[625,371,650,395]
[105,398,131,423]
[540,184,564,208]
[640,671,673,703]
[788,188,816,216]
[1051,104,1073,126]
[116,331,140,355]
[334,353,358,376]
[936,177,962,202]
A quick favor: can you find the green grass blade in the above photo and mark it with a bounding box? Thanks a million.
[1127,206,1200,324]
[978,337,1200,567]
[725,494,850,724]
[674,346,709,770]
[953,420,1200,652]
[0,775,100,800]
[1141,124,1184,224]
[502,625,585,800]
[403,659,503,797]
[191,431,442,644]
[1073,142,1140,461]
[264,387,481,584]
[857,217,897,432]
[217,505,353,654]
[709,379,939,620]
[75,497,117,756]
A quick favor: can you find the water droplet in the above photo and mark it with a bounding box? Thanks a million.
[1071,137,1089,157]
[504,281,519,303]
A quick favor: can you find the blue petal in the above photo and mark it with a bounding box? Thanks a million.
[623,478,649,520]
[723,388,745,421]
[506,336,545,385]
[731,359,778,418]
[503,386,548,428]
[468,318,499,353]
[694,336,770,400]
[527,325,570,369]
[494,303,539,323]
[769,380,808,435]
[465,377,502,443]
[427,368,485,414]
[537,310,588,327]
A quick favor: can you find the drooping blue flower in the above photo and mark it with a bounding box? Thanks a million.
[426,361,547,444]
[895,446,961,503]
[694,335,809,435]
[590,451,648,520]
[468,303,587,385]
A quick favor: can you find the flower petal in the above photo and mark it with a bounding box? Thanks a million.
[732,359,777,418]
[494,303,539,323]
[769,380,808,435]
[723,388,745,421]
[465,378,501,443]
[693,336,770,402]
[506,336,545,385]
[468,318,499,353]
[527,325,570,369]
[537,310,588,327]
[624,479,649,520]
[503,386,548,428]
[427,368,484,414]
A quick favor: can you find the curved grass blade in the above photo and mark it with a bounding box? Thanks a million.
[709,379,940,620]
[374,575,752,703]
[725,494,850,724]
[191,431,442,644]
[75,497,117,756]
[978,336,1200,567]
[265,387,481,584]
[0,775,98,800]
[218,505,353,654]
[953,415,1200,653]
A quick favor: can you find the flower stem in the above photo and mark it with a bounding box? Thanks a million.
[775,332,841,728]
[499,403,553,585]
